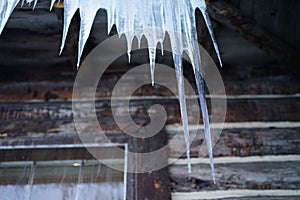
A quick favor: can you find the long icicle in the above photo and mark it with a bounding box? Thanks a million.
[174,53,192,173]
[0,0,20,34]
[195,69,216,184]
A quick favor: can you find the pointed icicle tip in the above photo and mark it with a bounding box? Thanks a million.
[160,42,164,56]
[59,0,79,56]
[127,52,131,63]
[50,0,56,11]
[148,48,156,86]
[32,0,38,10]
[199,8,223,67]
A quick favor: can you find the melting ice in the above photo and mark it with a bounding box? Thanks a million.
[0,0,222,183]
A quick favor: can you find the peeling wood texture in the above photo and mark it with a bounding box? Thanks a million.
[169,161,300,191]
[126,127,171,200]
[0,96,299,131]
[168,127,300,158]
[172,190,300,200]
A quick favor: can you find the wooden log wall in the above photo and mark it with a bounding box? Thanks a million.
[0,1,300,199]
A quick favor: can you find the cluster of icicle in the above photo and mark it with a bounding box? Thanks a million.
[0,0,222,183]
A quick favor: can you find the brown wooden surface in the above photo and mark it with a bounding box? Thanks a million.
[0,96,299,137]
[0,146,125,162]
[126,126,171,200]
[170,161,300,191]
[169,127,300,158]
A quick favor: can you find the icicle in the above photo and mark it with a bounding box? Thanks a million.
[0,0,39,29]
[75,161,84,200]
[173,53,191,173]
[149,48,156,86]
[60,0,79,55]
[0,0,20,34]
[77,0,102,67]
[50,0,56,11]
[21,0,37,9]
[198,7,223,67]
[1,1,222,65]
[25,162,36,200]
[160,42,164,56]
[0,0,222,183]
[195,69,216,184]
[32,0,37,10]
[124,32,134,63]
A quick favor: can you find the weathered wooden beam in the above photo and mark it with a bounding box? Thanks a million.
[126,126,171,199]
[1,79,299,101]
[1,78,299,101]
[0,95,299,125]
[169,160,300,191]
[168,126,300,158]
[0,59,299,102]
[0,145,126,162]
[172,190,300,200]
[1,121,300,157]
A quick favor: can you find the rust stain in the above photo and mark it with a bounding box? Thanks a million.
[0,133,8,138]
[252,182,259,189]
[54,1,64,8]
[240,146,251,155]
[154,183,161,189]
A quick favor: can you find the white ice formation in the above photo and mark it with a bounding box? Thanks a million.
[0,0,222,183]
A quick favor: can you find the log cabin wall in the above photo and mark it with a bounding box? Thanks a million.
[0,1,300,199]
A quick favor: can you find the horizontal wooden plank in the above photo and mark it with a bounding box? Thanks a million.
[1,119,300,158]
[167,121,300,130]
[168,126,300,158]
[0,66,298,97]
[219,64,300,95]
[0,52,299,97]
[0,146,125,162]
[172,190,300,200]
[219,197,300,200]
[0,96,299,124]
[170,155,300,165]
[169,161,300,191]
[0,76,299,101]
